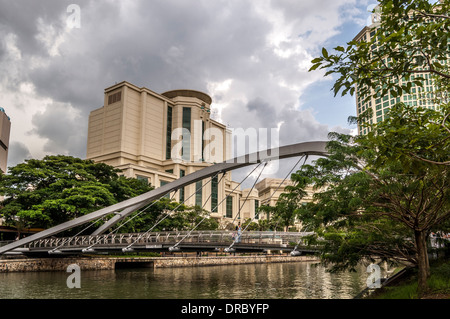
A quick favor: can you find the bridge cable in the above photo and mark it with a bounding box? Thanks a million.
[81,190,175,252]
[122,172,220,252]
[122,171,222,252]
[244,154,307,232]
[48,214,110,254]
[260,155,308,207]
[224,161,269,252]
[168,171,228,251]
[275,155,311,256]
[110,190,178,235]
[226,155,308,252]
[51,189,175,253]
[260,154,308,231]
[168,162,265,251]
[259,155,309,253]
[223,161,268,230]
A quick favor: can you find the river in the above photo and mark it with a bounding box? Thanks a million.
[0,260,381,299]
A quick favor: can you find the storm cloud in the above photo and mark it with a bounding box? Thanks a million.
[0,0,370,173]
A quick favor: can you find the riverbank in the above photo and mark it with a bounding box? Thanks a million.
[367,259,450,299]
[0,254,319,273]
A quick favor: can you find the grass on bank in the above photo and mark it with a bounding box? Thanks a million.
[370,259,450,299]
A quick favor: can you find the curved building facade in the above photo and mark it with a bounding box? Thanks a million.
[87,81,244,225]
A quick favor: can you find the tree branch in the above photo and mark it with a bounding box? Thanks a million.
[414,10,450,21]
[407,152,450,165]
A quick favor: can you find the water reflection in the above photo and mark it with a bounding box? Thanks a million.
[0,261,375,299]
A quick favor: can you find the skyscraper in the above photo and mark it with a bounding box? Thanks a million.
[353,7,442,135]
[0,107,11,174]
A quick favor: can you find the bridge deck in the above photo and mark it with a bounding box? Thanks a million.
[9,231,318,255]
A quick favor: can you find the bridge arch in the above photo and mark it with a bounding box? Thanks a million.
[0,141,328,255]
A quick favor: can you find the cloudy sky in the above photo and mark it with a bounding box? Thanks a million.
[0,0,376,182]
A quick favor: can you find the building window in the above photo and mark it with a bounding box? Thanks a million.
[182,107,191,161]
[160,180,170,198]
[211,175,218,212]
[226,196,233,218]
[166,106,173,160]
[136,175,148,185]
[179,169,185,202]
[201,120,205,161]
[108,91,122,105]
[0,140,7,151]
[195,180,202,207]
[254,200,260,219]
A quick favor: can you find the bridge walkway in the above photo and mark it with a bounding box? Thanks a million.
[11,231,318,255]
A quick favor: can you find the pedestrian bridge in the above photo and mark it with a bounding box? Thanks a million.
[0,141,328,257]
[6,230,317,256]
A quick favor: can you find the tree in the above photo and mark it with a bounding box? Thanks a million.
[0,155,220,239]
[238,217,283,231]
[259,200,297,232]
[258,176,309,232]
[289,128,449,295]
[91,200,219,234]
[174,205,219,231]
[0,155,152,233]
[311,0,449,160]
[304,0,449,295]
[310,0,449,163]
[310,0,449,101]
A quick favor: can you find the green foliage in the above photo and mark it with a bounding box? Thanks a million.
[372,260,450,299]
[258,201,297,231]
[115,200,219,233]
[364,103,450,167]
[241,218,260,231]
[0,155,220,234]
[306,0,449,294]
[239,217,285,231]
[0,155,153,230]
[287,128,449,271]
[257,173,311,231]
[310,0,449,102]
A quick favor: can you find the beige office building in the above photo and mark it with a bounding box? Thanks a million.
[87,81,255,225]
[0,107,11,174]
[87,81,313,228]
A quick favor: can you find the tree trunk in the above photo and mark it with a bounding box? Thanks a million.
[415,230,430,296]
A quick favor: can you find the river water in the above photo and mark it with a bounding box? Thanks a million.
[0,260,379,299]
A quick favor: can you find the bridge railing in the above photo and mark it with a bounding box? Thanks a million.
[24,231,313,250]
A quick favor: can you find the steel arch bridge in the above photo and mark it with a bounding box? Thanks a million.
[0,141,328,257]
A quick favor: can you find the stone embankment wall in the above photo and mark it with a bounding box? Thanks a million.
[0,255,318,273]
